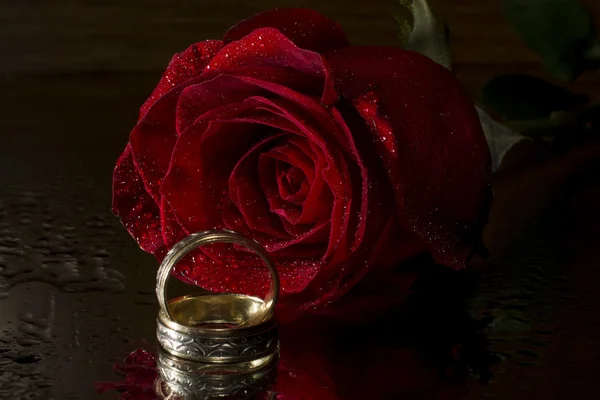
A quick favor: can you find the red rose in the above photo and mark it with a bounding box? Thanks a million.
[112,9,491,314]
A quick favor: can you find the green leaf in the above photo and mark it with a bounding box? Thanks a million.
[504,0,598,81]
[504,117,574,141]
[395,13,413,47]
[477,107,528,171]
[482,74,588,120]
[397,0,451,69]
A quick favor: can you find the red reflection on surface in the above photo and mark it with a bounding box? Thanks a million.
[96,349,158,400]
[97,268,491,399]
[97,322,473,399]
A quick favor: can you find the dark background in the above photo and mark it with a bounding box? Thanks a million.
[1,1,600,399]
[2,0,600,94]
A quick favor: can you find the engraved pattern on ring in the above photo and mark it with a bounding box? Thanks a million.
[158,347,279,375]
[157,322,278,361]
[157,355,278,398]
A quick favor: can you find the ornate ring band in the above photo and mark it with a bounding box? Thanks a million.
[155,346,279,399]
[156,230,279,324]
[157,293,279,363]
[155,230,280,363]
[157,345,278,375]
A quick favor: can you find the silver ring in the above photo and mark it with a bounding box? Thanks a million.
[155,346,279,399]
[157,295,279,363]
[157,345,279,374]
[156,230,279,324]
[155,230,280,364]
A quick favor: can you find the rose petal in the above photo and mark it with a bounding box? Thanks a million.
[208,28,338,104]
[176,75,269,135]
[276,160,311,202]
[215,66,326,97]
[164,87,350,296]
[133,39,332,204]
[258,150,302,223]
[230,75,353,158]
[281,102,398,309]
[259,144,332,225]
[112,145,165,254]
[164,97,310,234]
[303,214,396,309]
[140,40,223,120]
[171,249,322,297]
[221,81,367,267]
[161,120,264,232]
[224,8,350,54]
[130,81,197,203]
[241,98,351,226]
[314,221,427,322]
[229,132,289,238]
[222,200,251,233]
[209,28,322,76]
[160,197,187,248]
[326,46,492,269]
[270,220,330,256]
[330,106,370,254]
[242,94,353,262]
[271,140,316,187]
[168,98,332,281]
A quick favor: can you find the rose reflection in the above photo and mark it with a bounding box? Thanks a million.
[97,265,497,399]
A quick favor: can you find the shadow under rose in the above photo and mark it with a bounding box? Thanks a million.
[276,261,498,400]
[97,260,498,399]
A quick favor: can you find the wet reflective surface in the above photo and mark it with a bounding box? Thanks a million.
[2,73,600,399]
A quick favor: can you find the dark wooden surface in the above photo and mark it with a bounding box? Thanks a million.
[2,0,600,70]
[3,0,600,102]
